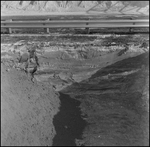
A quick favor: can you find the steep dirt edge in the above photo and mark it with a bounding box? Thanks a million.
[61,53,149,146]
[1,63,60,146]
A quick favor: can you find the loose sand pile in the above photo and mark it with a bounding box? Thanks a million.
[1,63,60,146]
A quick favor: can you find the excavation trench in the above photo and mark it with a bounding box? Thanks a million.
[53,92,87,146]
[1,32,149,146]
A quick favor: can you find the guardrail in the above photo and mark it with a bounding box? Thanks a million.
[1,18,149,34]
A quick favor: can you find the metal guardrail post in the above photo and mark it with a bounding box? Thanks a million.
[7,19,12,33]
[129,28,132,32]
[85,18,90,34]
[44,19,50,33]
[85,27,90,34]
[46,19,50,33]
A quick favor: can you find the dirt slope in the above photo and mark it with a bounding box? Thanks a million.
[1,63,60,146]
[62,53,149,146]
[1,32,149,146]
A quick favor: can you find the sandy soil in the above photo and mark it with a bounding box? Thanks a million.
[1,33,148,90]
[1,30,149,146]
[62,53,149,146]
[1,63,60,146]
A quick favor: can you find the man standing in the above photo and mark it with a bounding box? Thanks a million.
[18,45,40,83]
[26,48,40,83]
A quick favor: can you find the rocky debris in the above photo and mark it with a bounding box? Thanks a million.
[58,71,74,82]
[75,138,85,146]
[18,52,29,63]
[1,34,149,90]
[140,41,149,49]
[117,44,129,56]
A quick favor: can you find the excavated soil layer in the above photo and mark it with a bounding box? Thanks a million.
[62,53,149,146]
[53,93,86,146]
[1,32,149,146]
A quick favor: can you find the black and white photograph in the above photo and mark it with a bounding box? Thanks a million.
[1,1,149,146]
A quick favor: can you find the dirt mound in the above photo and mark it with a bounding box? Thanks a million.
[62,53,149,146]
[1,34,148,91]
[1,63,60,146]
[1,32,149,146]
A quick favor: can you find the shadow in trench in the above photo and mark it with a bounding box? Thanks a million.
[53,93,86,146]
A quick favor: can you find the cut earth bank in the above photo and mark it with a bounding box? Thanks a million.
[1,33,149,146]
